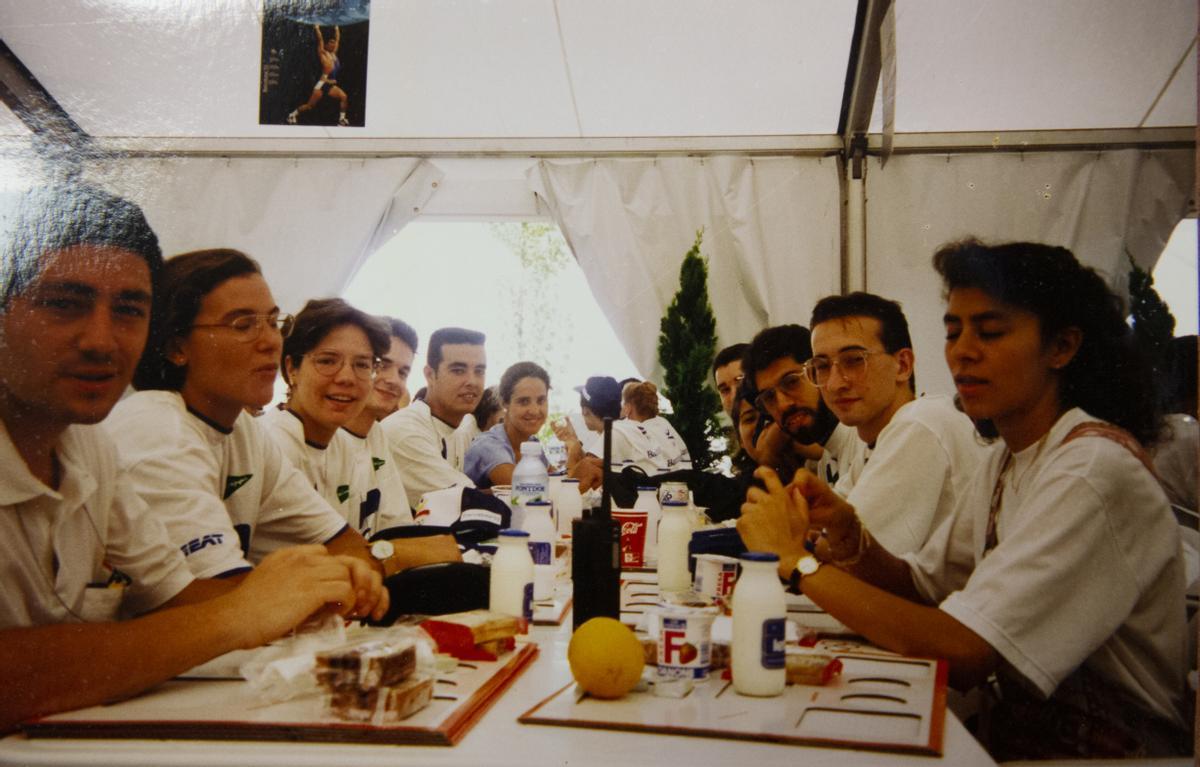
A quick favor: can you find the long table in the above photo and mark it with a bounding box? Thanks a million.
[0,620,999,767]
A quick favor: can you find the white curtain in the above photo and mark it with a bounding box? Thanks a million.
[84,157,444,312]
[863,149,1194,396]
[529,156,841,377]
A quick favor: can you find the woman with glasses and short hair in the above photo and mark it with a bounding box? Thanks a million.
[259,298,413,536]
[104,250,404,583]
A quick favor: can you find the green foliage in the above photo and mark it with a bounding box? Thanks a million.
[1128,251,1176,370]
[657,229,722,470]
[490,223,575,404]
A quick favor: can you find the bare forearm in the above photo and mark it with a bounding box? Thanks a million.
[325,527,377,574]
[841,541,926,602]
[800,566,996,689]
[0,600,248,730]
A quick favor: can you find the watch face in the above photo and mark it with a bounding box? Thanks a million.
[370,539,395,560]
[797,555,820,576]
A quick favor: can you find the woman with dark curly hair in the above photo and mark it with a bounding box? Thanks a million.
[739,239,1188,759]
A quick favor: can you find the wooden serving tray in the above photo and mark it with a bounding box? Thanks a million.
[24,641,538,746]
[520,650,948,756]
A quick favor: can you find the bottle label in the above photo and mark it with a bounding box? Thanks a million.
[528,541,552,565]
[522,581,534,619]
[761,618,786,669]
[512,481,546,505]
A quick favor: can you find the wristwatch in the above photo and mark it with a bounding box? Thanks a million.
[788,553,822,592]
[370,539,403,578]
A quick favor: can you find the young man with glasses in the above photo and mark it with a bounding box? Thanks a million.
[743,324,864,488]
[382,327,486,510]
[806,292,982,554]
[0,187,385,729]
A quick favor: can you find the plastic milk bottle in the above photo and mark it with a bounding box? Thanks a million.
[731,552,787,696]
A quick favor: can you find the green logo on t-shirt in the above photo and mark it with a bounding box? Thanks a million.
[223,474,252,500]
[372,457,385,471]
[337,484,350,503]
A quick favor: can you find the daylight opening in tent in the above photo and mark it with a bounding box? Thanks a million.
[341,221,641,415]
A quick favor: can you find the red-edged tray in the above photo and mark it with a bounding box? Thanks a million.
[24,641,538,746]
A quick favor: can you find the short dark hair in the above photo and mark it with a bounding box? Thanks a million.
[133,249,260,391]
[282,298,391,387]
[810,292,912,354]
[427,327,485,369]
[499,361,550,404]
[1,184,161,310]
[743,325,812,382]
[712,343,749,377]
[811,292,915,392]
[380,315,419,355]
[473,386,502,427]
[933,238,1160,445]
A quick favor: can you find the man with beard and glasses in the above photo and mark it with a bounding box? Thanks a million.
[742,325,864,490]
[803,293,984,555]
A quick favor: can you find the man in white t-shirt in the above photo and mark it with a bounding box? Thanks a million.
[382,327,485,509]
[742,324,864,488]
[342,316,419,523]
[0,185,382,730]
[806,293,982,554]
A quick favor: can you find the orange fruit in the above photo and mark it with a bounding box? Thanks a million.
[567,617,644,699]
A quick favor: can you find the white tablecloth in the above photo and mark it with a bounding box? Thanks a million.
[0,621,998,767]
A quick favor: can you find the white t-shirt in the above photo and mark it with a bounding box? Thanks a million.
[586,417,691,474]
[380,400,477,510]
[104,391,349,579]
[340,421,414,532]
[843,396,985,555]
[0,420,193,627]
[813,422,867,488]
[905,407,1188,727]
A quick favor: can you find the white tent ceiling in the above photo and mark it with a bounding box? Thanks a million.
[1,1,1192,143]
[0,1,1194,385]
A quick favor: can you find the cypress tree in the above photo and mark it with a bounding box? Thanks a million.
[657,229,722,470]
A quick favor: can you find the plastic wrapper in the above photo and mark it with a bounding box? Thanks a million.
[237,615,436,706]
[314,637,417,689]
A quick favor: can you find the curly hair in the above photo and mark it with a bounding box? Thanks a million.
[933,238,1160,446]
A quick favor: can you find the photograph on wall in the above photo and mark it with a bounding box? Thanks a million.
[259,0,370,127]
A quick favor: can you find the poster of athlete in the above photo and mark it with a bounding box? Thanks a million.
[259,0,370,127]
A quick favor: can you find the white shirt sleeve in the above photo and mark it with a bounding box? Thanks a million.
[382,406,475,510]
[107,401,256,580]
[848,414,954,555]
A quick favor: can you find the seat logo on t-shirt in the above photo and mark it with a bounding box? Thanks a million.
[337,484,350,503]
[181,532,224,555]
[223,474,253,499]
[372,457,385,471]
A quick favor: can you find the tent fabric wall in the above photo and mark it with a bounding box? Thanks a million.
[863,149,1194,397]
[82,157,443,313]
[529,155,841,377]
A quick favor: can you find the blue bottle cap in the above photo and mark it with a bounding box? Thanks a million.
[740,551,781,563]
[526,500,551,507]
[637,485,657,491]
[499,529,531,537]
